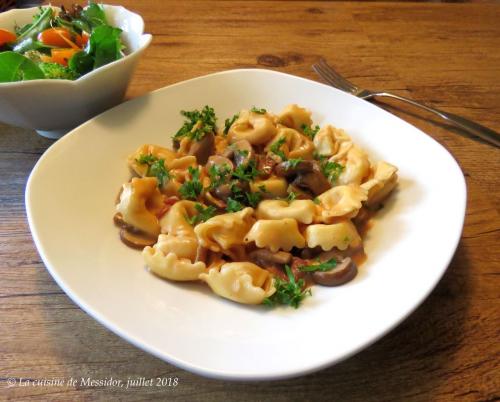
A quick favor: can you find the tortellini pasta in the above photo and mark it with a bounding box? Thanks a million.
[245,218,306,252]
[199,262,275,305]
[116,177,164,237]
[305,221,361,251]
[313,125,352,158]
[317,184,368,221]
[115,104,399,308]
[194,208,255,252]
[265,126,314,160]
[256,199,316,224]
[278,104,312,131]
[228,109,277,145]
[128,144,177,177]
[143,247,206,281]
[160,200,198,237]
[361,161,398,207]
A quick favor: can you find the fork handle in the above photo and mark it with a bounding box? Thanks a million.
[368,92,500,147]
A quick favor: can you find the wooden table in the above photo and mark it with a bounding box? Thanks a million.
[1,1,499,400]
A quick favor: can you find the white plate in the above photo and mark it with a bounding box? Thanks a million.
[26,69,466,380]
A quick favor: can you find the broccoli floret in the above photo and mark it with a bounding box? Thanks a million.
[38,62,79,80]
[23,50,45,63]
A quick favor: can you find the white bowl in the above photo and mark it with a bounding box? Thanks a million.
[0,5,152,138]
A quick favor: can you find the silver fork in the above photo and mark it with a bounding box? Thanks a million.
[313,58,500,148]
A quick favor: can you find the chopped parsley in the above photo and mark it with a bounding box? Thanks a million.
[232,159,259,182]
[174,105,217,142]
[301,124,320,140]
[313,197,320,205]
[250,106,266,114]
[316,154,344,183]
[235,149,249,158]
[226,197,244,213]
[269,137,287,161]
[285,191,297,203]
[136,154,171,187]
[223,113,239,135]
[208,164,232,189]
[299,258,337,272]
[185,203,217,225]
[286,158,303,169]
[179,166,203,200]
[246,190,263,208]
[263,265,311,309]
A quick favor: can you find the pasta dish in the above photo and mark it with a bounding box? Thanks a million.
[113,104,398,308]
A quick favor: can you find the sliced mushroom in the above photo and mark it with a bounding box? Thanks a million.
[212,184,232,201]
[188,132,215,164]
[312,257,357,286]
[225,139,255,166]
[119,228,156,249]
[257,155,277,179]
[206,155,234,171]
[293,165,331,196]
[249,249,292,267]
[274,159,315,178]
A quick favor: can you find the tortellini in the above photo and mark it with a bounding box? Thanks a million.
[305,221,361,251]
[160,200,197,237]
[256,199,316,224]
[228,109,277,145]
[115,104,399,308]
[199,262,275,305]
[245,218,306,252]
[336,145,371,185]
[143,247,206,281]
[116,177,164,237]
[154,233,198,261]
[361,161,398,207]
[127,144,177,177]
[250,177,288,198]
[317,184,368,221]
[194,208,255,252]
[278,104,312,131]
[265,126,314,160]
[313,125,352,158]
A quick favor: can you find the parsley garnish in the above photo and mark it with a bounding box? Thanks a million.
[263,265,311,309]
[232,159,259,182]
[250,106,266,114]
[246,191,262,208]
[286,158,303,169]
[136,154,171,187]
[208,164,232,189]
[299,258,337,272]
[235,149,249,158]
[179,166,203,200]
[185,203,217,225]
[224,113,239,135]
[301,124,320,139]
[285,191,297,203]
[174,106,217,142]
[313,197,320,205]
[269,137,287,161]
[316,154,344,183]
[226,197,244,213]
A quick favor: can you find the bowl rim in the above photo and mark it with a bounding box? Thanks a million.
[0,4,152,87]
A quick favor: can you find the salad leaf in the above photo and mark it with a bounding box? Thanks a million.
[80,2,108,28]
[13,7,53,44]
[69,25,123,75]
[0,51,44,82]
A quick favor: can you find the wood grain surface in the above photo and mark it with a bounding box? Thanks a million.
[1,1,499,400]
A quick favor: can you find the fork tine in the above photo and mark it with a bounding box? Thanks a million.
[316,58,358,92]
[312,61,353,92]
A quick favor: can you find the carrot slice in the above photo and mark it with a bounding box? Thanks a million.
[51,48,78,66]
[0,29,16,46]
[38,28,75,48]
[75,32,89,48]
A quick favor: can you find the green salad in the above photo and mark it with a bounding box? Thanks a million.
[0,2,124,82]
